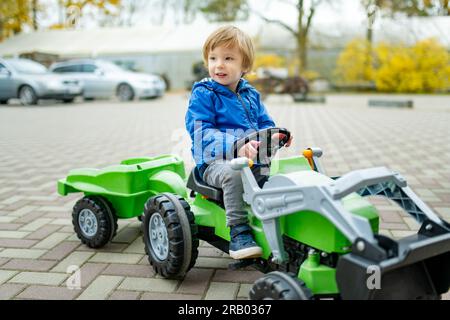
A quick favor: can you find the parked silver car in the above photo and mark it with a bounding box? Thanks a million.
[0,58,83,106]
[50,59,166,101]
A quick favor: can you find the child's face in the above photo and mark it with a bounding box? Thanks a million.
[207,44,247,92]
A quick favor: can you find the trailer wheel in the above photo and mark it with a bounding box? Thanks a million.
[143,193,199,279]
[72,196,118,248]
[249,271,313,300]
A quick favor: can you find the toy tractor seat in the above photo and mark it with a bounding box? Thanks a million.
[186,165,270,204]
[187,167,223,202]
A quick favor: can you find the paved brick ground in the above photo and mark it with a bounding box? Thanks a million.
[0,93,449,300]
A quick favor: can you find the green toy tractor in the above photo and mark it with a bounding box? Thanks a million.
[58,127,450,299]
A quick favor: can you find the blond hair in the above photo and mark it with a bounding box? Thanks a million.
[202,26,255,72]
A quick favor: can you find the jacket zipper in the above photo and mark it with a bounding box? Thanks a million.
[236,92,257,130]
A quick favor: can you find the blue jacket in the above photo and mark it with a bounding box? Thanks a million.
[185,78,275,177]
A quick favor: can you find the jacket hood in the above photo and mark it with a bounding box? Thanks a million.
[192,78,254,97]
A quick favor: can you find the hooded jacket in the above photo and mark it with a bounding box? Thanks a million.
[185,78,275,178]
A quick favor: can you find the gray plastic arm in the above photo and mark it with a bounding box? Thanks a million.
[329,167,407,200]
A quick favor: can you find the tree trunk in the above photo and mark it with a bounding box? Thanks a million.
[365,10,376,81]
[366,24,373,44]
[296,0,304,75]
[297,33,307,75]
[32,0,38,30]
[296,0,315,75]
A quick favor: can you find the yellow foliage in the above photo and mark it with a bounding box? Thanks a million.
[62,0,121,17]
[254,54,286,69]
[374,38,450,93]
[0,0,31,41]
[246,54,286,82]
[48,23,67,30]
[334,38,374,85]
[335,37,450,93]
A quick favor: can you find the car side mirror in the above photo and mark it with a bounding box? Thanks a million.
[94,69,104,76]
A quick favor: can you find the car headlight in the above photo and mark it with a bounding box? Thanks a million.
[45,80,63,89]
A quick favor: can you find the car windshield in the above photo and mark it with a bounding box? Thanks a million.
[97,61,126,73]
[6,59,48,74]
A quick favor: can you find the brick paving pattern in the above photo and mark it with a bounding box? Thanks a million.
[0,93,449,300]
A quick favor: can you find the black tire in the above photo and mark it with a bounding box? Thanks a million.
[142,193,199,279]
[84,97,95,101]
[72,196,118,248]
[62,98,75,103]
[116,83,134,101]
[0,100,8,105]
[19,85,38,106]
[249,271,313,300]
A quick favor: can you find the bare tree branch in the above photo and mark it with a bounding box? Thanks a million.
[252,10,297,36]
[304,6,315,33]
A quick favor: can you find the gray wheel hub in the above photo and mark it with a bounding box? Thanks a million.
[149,212,169,260]
[78,209,98,237]
[20,87,35,105]
[118,85,132,101]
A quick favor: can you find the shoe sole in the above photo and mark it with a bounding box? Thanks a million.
[229,247,263,260]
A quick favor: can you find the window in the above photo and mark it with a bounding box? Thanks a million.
[52,65,80,73]
[81,64,97,73]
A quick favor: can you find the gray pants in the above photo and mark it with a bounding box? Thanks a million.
[202,160,267,227]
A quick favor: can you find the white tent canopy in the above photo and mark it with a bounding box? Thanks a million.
[0,17,448,58]
[0,23,259,57]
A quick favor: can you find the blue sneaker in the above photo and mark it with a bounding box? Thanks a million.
[229,224,263,259]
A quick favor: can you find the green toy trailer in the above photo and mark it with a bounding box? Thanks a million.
[57,155,187,247]
[58,127,450,299]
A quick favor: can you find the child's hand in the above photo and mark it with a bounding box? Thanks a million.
[271,133,293,147]
[238,140,261,159]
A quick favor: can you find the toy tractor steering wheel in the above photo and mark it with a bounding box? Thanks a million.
[232,127,291,165]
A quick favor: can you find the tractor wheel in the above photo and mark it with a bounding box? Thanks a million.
[72,196,118,248]
[249,271,313,300]
[143,193,199,279]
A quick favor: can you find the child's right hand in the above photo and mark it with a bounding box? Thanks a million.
[237,140,261,160]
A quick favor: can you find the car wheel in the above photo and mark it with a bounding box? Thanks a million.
[116,83,134,101]
[19,85,38,106]
[143,193,199,279]
[0,100,8,105]
[72,196,118,248]
[249,271,313,300]
[62,98,75,103]
[84,97,95,101]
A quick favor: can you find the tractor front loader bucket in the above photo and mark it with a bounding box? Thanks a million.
[328,166,450,299]
[336,218,450,300]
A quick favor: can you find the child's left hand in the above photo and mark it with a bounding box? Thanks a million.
[271,133,293,147]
